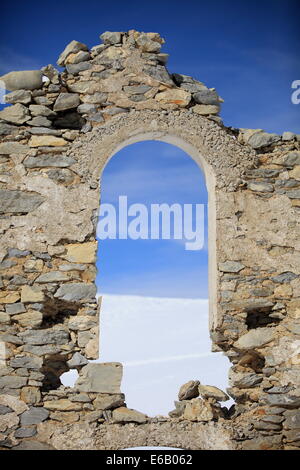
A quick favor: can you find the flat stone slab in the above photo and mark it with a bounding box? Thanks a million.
[75,363,123,393]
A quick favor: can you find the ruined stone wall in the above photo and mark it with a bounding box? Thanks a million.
[0,30,299,450]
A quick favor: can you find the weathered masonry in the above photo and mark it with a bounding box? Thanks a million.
[0,30,299,450]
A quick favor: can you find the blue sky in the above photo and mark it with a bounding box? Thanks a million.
[1,0,299,298]
[97,142,208,298]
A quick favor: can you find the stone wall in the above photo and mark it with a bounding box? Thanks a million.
[0,30,299,450]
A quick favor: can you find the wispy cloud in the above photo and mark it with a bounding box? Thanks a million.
[0,46,42,75]
[123,351,215,367]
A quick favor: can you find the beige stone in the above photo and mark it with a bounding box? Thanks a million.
[155,89,191,107]
[29,136,68,147]
[289,166,300,180]
[21,285,45,303]
[0,291,20,304]
[85,337,99,359]
[13,310,43,327]
[44,399,83,411]
[68,315,97,331]
[65,242,97,263]
[21,386,41,405]
[0,312,10,323]
[0,395,28,415]
[192,104,220,115]
[0,412,19,432]
[112,407,147,424]
[274,284,293,298]
[183,399,215,422]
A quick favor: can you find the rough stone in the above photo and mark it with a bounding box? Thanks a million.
[54,283,97,303]
[5,89,32,105]
[93,394,125,410]
[198,385,229,401]
[21,285,45,303]
[193,89,220,105]
[0,411,19,432]
[20,327,69,345]
[0,376,27,389]
[219,261,245,273]
[20,406,49,425]
[66,62,91,75]
[14,426,37,438]
[0,190,45,214]
[20,387,41,405]
[247,132,280,149]
[178,380,200,400]
[183,398,215,422]
[112,407,147,424]
[67,352,89,368]
[192,104,220,115]
[53,93,81,112]
[75,363,123,393]
[283,151,300,167]
[234,328,275,350]
[65,242,97,263]
[155,89,191,107]
[57,40,89,67]
[68,316,98,331]
[100,31,122,45]
[10,356,42,370]
[0,103,30,124]
[12,310,43,328]
[24,154,75,168]
[43,400,82,411]
[0,395,28,415]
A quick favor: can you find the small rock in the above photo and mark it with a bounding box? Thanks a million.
[100,31,122,45]
[248,132,280,149]
[53,93,80,112]
[21,285,45,303]
[219,261,245,273]
[178,380,200,400]
[57,40,88,67]
[54,283,96,303]
[155,88,191,107]
[234,328,275,350]
[193,89,220,105]
[29,104,56,118]
[198,385,229,401]
[0,405,13,415]
[248,182,274,192]
[14,427,37,438]
[0,103,30,124]
[112,407,147,424]
[29,135,68,147]
[66,62,91,75]
[192,104,220,115]
[43,399,82,411]
[282,132,296,141]
[67,352,89,368]
[10,356,42,370]
[93,394,125,410]
[5,89,32,105]
[183,398,215,422]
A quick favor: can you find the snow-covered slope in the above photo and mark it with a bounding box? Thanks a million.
[62,294,231,416]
